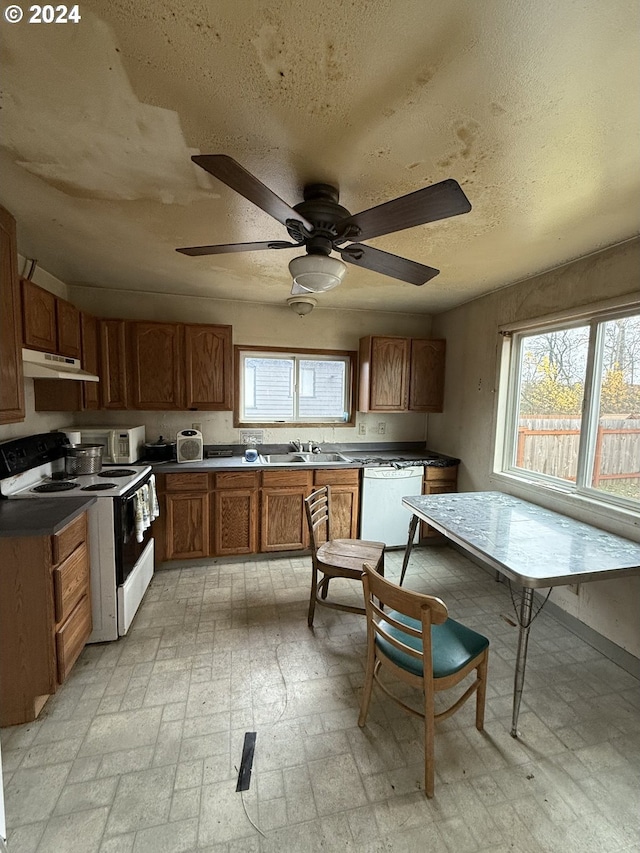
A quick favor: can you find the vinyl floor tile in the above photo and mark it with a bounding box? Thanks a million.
[2,548,639,852]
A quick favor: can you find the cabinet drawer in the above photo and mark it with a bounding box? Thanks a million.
[314,468,359,486]
[261,469,314,489]
[424,465,458,482]
[214,471,260,490]
[53,543,89,624]
[52,513,87,565]
[165,472,209,492]
[56,593,92,683]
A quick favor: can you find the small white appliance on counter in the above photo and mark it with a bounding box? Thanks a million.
[177,429,203,462]
[60,425,146,464]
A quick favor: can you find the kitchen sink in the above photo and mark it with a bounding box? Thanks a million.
[259,452,352,465]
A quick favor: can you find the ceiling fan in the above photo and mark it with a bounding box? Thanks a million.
[176,155,472,294]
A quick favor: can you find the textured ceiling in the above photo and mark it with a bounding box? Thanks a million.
[1,0,638,314]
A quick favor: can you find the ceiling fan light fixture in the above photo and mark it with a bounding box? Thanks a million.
[287,295,317,316]
[288,253,347,292]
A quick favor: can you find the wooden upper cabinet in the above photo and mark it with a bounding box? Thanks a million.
[22,279,57,352]
[408,339,445,412]
[81,312,100,409]
[0,205,25,424]
[130,321,182,410]
[359,335,409,412]
[184,323,232,410]
[21,279,82,360]
[55,298,81,359]
[100,319,128,409]
[358,335,445,413]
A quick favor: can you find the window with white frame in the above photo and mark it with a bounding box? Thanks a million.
[236,347,353,425]
[500,307,640,510]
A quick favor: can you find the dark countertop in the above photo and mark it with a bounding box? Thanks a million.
[148,443,460,473]
[0,497,96,538]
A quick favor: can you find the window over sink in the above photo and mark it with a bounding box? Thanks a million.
[235,346,356,427]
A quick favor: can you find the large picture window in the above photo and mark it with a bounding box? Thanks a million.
[235,346,355,426]
[501,307,640,511]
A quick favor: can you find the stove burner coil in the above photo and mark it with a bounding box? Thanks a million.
[81,483,117,491]
[99,469,136,478]
[32,481,79,493]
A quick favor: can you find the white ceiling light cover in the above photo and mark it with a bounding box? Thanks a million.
[288,254,347,292]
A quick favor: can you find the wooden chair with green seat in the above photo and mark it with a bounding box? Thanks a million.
[304,485,385,627]
[358,563,489,798]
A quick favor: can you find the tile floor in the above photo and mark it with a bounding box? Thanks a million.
[2,545,639,853]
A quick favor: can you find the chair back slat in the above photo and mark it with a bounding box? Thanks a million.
[362,563,448,624]
[304,485,331,554]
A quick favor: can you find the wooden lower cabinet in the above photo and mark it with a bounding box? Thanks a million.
[165,491,210,559]
[212,472,259,556]
[313,468,360,540]
[260,470,313,552]
[420,465,458,539]
[158,467,360,560]
[0,511,91,726]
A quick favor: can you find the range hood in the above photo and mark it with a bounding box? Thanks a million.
[22,348,99,381]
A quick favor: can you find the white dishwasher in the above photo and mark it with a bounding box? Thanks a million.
[360,465,424,547]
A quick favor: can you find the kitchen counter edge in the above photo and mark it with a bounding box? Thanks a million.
[0,497,97,538]
[149,453,460,474]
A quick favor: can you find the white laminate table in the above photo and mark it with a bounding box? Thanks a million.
[399,491,640,737]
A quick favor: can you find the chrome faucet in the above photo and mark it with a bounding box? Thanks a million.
[290,438,302,452]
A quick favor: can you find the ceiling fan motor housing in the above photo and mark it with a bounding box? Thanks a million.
[289,184,354,246]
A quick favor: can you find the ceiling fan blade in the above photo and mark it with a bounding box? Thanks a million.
[337,179,471,242]
[177,240,297,256]
[192,155,313,230]
[340,243,439,285]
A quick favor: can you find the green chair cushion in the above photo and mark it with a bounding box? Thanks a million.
[376,610,489,679]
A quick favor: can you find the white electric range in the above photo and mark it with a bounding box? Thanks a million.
[0,432,158,641]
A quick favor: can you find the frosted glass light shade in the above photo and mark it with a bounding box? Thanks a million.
[288,254,347,292]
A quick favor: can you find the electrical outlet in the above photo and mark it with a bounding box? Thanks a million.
[240,429,264,445]
[358,423,367,435]
[192,422,202,432]
[377,422,386,435]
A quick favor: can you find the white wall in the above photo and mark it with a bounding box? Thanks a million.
[429,238,640,656]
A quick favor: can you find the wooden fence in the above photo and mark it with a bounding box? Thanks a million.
[516,417,640,485]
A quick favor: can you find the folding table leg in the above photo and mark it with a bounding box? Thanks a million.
[399,514,419,586]
[511,586,534,737]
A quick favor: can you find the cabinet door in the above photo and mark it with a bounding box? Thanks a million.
[81,313,100,409]
[165,492,209,559]
[313,469,360,540]
[130,322,182,410]
[56,298,81,359]
[409,339,445,412]
[184,324,232,410]
[213,489,258,556]
[100,319,128,409]
[21,279,56,352]
[368,336,409,411]
[329,485,359,540]
[0,205,25,423]
[261,487,310,551]
[420,466,458,539]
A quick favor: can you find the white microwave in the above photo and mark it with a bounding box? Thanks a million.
[62,426,146,464]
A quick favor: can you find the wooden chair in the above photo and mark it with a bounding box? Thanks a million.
[304,485,385,627]
[358,563,489,798]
